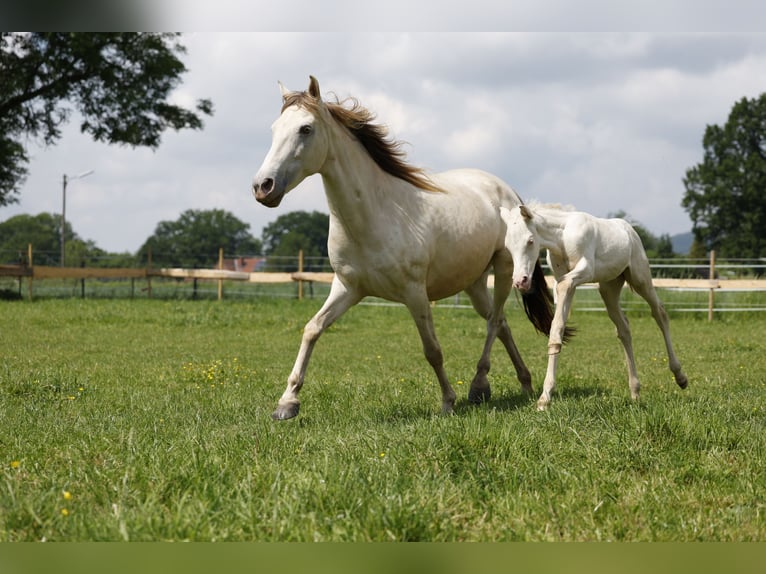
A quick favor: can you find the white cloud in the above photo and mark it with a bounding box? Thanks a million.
[4,32,766,254]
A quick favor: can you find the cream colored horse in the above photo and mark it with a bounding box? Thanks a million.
[500,203,688,410]
[252,76,558,420]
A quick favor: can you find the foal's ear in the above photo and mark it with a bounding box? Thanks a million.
[519,205,533,220]
[308,75,321,100]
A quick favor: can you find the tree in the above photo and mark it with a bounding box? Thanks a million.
[682,94,766,258]
[138,209,261,268]
[0,33,213,206]
[0,212,70,265]
[0,211,111,266]
[261,210,329,270]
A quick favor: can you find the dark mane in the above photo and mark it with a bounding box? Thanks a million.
[282,92,442,193]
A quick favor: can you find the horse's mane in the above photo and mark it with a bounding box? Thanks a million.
[282,91,442,193]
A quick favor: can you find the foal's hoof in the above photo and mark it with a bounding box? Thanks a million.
[676,374,689,389]
[468,386,491,405]
[272,401,300,421]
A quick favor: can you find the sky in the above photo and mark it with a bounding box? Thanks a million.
[3,15,766,254]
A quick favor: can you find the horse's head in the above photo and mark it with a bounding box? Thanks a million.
[252,76,330,208]
[500,205,539,292]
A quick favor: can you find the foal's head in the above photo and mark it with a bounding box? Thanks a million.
[500,205,540,292]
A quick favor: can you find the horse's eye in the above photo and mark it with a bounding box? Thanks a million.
[527,237,535,246]
[299,125,312,135]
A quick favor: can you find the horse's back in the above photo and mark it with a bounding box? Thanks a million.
[432,168,524,209]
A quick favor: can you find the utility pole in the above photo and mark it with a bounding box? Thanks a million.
[61,170,93,266]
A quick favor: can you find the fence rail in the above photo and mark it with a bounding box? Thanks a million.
[2,247,766,320]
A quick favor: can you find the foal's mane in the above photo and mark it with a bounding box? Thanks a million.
[526,200,577,213]
[282,91,442,193]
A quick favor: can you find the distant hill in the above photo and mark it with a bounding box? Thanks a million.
[671,231,694,255]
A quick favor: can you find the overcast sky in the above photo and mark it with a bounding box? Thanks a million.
[4,27,766,253]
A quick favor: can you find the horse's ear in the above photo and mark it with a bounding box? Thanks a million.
[519,205,533,220]
[308,75,321,100]
[279,81,291,102]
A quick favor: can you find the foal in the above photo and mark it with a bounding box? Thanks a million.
[500,203,688,410]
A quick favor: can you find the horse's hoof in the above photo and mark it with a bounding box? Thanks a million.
[536,400,549,411]
[676,374,689,389]
[468,386,491,405]
[272,401,300,420]
[521,383,535,397]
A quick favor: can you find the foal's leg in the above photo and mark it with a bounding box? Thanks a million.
[272,276,361,420]
[464,277,532,404]
[598,276,641,400]
[626,266,689,390]
[538,278,577,410]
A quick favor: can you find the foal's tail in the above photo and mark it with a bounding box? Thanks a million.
[521,261,575,343]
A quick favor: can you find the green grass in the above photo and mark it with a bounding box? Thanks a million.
[1,298,765,541]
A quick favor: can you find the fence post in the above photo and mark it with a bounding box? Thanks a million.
[218,247,224,302]
[147,247,153,299]
[27,243,33,301]
[708,250,716,321]
[80,260,86,299]
[298,249,304,301]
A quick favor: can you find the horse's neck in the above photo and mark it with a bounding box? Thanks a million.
[532,207,571,252]
[320,127,413,232]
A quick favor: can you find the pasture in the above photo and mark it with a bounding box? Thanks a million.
[1,297,765,541]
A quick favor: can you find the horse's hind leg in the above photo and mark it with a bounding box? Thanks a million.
[464,277,532,404]
[598,276,642,400]
[405,292,457,414]
[272,276,361,420]
[625,266,688,390]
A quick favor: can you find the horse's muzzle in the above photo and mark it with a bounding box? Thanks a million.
[252,178,284,207]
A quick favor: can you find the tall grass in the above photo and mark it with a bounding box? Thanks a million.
[1,298,764,541]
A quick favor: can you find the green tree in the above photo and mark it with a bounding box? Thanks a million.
[0,211,113,266]
[0,212,71,265]
[682,94,766,258]
[138,209,261,268]
[261,210,329,270]
[0,32,213,206]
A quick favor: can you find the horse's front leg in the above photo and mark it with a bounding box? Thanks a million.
[272,276,361,420]
[405,294,456,415]
[538,279,576,410]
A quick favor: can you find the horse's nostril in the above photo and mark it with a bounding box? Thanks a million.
[262,178,274,193]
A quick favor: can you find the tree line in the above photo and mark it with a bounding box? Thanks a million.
[0,209,331,269]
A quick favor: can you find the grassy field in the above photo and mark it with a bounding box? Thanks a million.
[1,297,765,541]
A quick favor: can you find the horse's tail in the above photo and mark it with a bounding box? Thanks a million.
[521,261,575,343]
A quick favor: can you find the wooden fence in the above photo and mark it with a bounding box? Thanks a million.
[2,246,765,320]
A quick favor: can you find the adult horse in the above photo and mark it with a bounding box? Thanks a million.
[500,203,688,410]
[252,76,556,420]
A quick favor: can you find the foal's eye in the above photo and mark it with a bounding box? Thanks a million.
[527,236,535,246]
[299,125,312,135]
